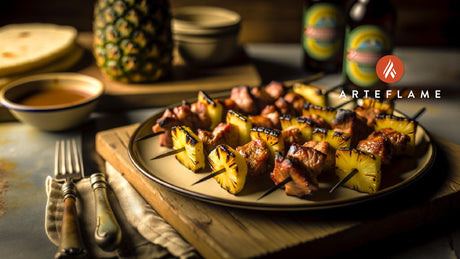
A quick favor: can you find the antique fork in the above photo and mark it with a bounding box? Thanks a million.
[54,139,87,259]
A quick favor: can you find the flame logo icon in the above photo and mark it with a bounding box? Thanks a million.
[383,59,396,79]
[376,55,404,83]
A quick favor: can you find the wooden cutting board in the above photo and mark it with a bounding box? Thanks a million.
[96,124,460,258]
[76,32,261,110]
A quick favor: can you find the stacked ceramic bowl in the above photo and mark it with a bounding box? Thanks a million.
[172,6,242,66]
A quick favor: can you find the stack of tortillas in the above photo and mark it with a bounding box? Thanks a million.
[0,23,82,87]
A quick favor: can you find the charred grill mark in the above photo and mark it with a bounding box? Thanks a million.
[199,91,217,107]
[333,109,356,124]
[312,128,328,134]
[228,110,248,122]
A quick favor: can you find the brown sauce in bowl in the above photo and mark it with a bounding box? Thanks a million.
[18,88,90,107]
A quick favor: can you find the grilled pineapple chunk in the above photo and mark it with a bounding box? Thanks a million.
[361,98,394,114]
[171,126,205,172]
[312,128,351,150]
[335,148,381,194]
[374,114,417,146]
[302,103,337,126]
[226,110,252,145]
[250,127,284,159]
[208,144,248,195]
[292,83,326,107]
[198,91,223,130]
[279,114,315,141]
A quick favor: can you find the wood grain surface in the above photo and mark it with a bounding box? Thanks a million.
[96,123,460,258]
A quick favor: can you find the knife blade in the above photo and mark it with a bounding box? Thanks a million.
[81,123,122,252]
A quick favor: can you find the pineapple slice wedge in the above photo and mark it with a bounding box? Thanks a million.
[374,114,417,146]
[361,98,394,114]
[292,83,327,107]
[226,110,252,146]
[250,127,284,160]
[198,91,223,130]
[302,103,337,126]
[208,144,248,195]
[312,128,351,150]
[279,114,315,142]
[171,126,205,172]
[335,148,382,194]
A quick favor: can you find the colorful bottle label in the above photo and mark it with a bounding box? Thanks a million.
[344,25,392,87]
[302,3,344,61]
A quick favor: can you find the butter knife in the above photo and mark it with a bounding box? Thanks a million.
[82,130,122,252]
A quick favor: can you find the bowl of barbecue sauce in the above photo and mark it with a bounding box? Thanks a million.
[0,73,104,131]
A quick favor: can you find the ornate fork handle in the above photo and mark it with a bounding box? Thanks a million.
[55,181,87,259]
[91,173,122,251]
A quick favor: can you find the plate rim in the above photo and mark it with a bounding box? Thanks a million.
[128,95,437,211]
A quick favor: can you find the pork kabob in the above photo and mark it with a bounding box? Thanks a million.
[142,81,422,199]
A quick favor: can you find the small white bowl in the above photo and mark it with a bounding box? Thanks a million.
[172,6,241,66]
[0,73,104,131]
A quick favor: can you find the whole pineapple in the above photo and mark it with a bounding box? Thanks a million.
[93,0,173,83]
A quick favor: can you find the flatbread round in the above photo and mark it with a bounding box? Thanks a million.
[0,23,77,77]
[0,44,84,88]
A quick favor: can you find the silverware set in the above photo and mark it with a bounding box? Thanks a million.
[53,139,121,259]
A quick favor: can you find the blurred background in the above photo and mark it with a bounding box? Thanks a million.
[0,0,459,46]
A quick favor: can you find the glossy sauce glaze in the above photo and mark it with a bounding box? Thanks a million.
[18,88,90,107]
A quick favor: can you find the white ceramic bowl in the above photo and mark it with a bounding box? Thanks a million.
[0,73,104,131]
[172,6,241,66]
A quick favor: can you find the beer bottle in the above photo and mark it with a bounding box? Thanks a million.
[342,0,396,95]
[301,0,345,73]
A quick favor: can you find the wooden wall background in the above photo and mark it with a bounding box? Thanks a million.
[0,0,458,46]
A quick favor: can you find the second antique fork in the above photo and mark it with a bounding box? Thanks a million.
[54,139,87,259]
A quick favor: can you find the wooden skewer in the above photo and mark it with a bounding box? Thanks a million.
[191,168,226,186]
[150,147,185,160]
[411,107,426,121]
[257,177,292,201]
[134,131,165,142]
[333,99,355,110]
[329,169,359,193]
[324,83,344,95]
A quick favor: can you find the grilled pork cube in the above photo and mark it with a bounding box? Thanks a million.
[332,109,373,146]
[374,114,417,148]
[260,105,281,129]
[283,92,306,115]
[198,123,239,154]
[251,87,275,111]
[300,114,330,129]
[171,126,205,172]
[226,110,252,146]
[191,101,212,130]
[274,97,293,115]
[153,102,200,147]
[230,85,258,115]
[287,143,327,178]
[312,128,352,150]
[304,140,335,174]
[292,83,326,107]
[281,127,304,148]
[270,153,319,198]
[249,115,274,129]
[335,148,381,194]
[354,106,384,127]
[264,81,286,99]
[236,139,270,177]
[369,128,413,157]
[208,145,248,195]
[302,103,337,126]
[357,136,392,165]
[250,127,284,160]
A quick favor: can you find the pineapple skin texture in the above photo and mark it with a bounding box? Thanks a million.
[208,145,248,195]
[335,148,381,194]
[93,0,174,83]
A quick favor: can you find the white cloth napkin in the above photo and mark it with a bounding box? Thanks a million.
[45,162,197,259]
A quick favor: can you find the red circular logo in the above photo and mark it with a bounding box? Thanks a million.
[376,55,404,83]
